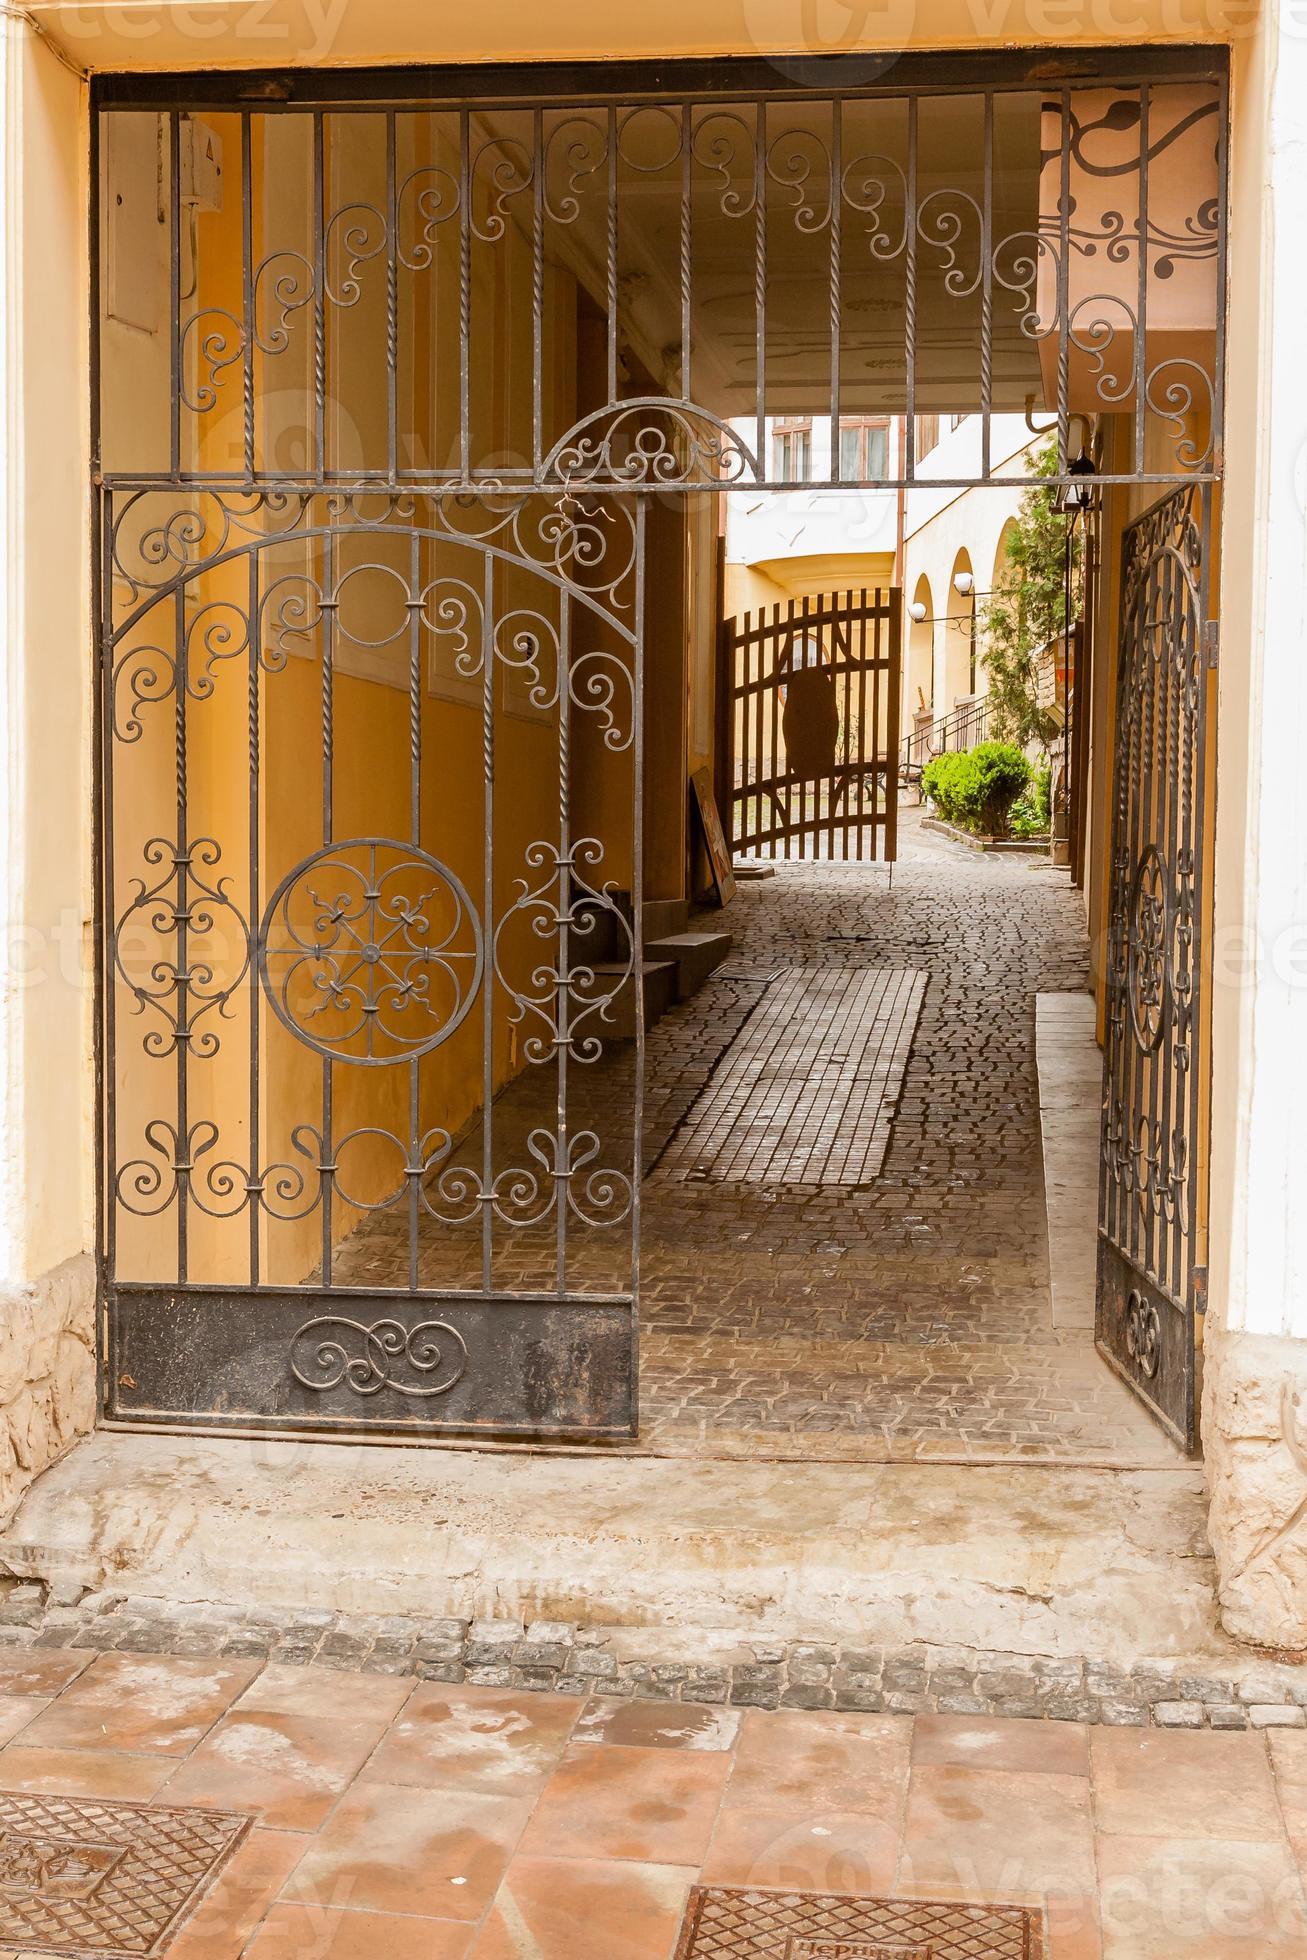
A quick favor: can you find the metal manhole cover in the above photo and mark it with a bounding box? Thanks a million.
[674,1888,1046,1959]
[0,1791,250,1957]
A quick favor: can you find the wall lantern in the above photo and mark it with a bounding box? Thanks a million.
[908,600,929,622]
[952,570,975,597]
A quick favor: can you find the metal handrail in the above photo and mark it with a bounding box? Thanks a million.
[901,695,991,777]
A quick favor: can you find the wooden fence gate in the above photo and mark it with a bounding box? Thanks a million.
[721,590,901,862]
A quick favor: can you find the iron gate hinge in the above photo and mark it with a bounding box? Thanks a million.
[1203,620,1220,669]
[1193,1266,1208,1315]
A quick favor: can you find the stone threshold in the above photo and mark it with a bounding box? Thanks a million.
[0,1582,1303,1733]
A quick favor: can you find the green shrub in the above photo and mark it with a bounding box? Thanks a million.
[922,741,1032,837]
[1009,762,1052,840]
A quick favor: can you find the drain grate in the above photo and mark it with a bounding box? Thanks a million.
[0,1792,249,1957]
[674,1887,1045,1958]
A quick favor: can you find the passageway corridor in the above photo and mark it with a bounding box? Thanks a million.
[334,808,1181,1463]
[635,811,1180,1463]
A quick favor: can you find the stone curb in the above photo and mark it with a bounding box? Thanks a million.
[1,1584,1302,1731]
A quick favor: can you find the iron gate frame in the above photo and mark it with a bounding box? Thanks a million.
[1095,481,1215,1453]
[89,47,1231,1445]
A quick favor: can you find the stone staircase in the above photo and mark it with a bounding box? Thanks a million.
[574,894,732,1039]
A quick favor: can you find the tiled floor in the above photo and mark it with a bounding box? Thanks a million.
[0,1652,1305,1957]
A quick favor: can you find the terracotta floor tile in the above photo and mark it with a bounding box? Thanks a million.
[1097,1829,1307,1953]
[1044,1896,1105,1959]
[0,1696,48,1747]
[1271,1731,1307,1839]
[15,1652,261,1756]
[362,1685,582,1797]
[160,1708,395,1831]
[700,1805,899,1893]
[573,1698,740,1752]
[0,1648,95,1695]
[164,1828,306,1960]
[0,1742,176,1799]
[913,1714,1089,1777]
[470,1855,696,1960]
[286,1780,531,1922]
[234,1663,414,1726]
[519,1741,731,1865]
[724,1709,912,1820]
[1090,1727,1284,1842]
[899,1764,1097,1903]
[243,1903,473,1959]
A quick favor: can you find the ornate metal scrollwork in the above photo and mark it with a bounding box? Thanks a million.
[290,1316,468,1397]
[1127,843,1171,1052]
[1124,1290,1162,1380]
[259,838,483,1065]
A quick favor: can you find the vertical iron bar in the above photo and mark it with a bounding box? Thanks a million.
[830,98,842,482]
[169,112,181,476]
[680,101,692,403]
[409,524,422,1292]
[241,112,254,481]
[1057,90,1071,476]
[313,112,326,479]
[460,109,472,481]
[631,498,646,1325]
[101,494,118,1291]
[174,584,189,1283]
[481,550,495,1291]
[556,585,570,1295]
[1134,85,1149,478]
[755,101,767,479]
[607,105,619,405]
[387,109,399,483]
[905,96,918,481]
[248,549,261,1287]
[320,528,335,1286]
[981,91,993,479]
[532,106,544,477]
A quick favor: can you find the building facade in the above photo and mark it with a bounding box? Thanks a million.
[0,0,1305,1650]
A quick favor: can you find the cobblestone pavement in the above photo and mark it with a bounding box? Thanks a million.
[2,1585,1306,1734]
[0,1632,1301,1956]
[637,813,1178,1462]
[335,810,1179,1465]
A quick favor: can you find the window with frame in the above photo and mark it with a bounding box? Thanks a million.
[772,420,812,481]
[838,418,889,480]
[915,414,940,460]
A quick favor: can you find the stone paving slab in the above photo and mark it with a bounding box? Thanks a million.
[654,966,925,1187]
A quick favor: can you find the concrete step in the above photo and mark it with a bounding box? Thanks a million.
[0,1430,1223,1670]
[641,897,691,941]
[643,929,734,1002]
[575,959,677,1040]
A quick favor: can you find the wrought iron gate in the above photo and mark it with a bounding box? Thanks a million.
[725,590,900,861]
[1096,485,1214,1451]
[92,51,1227,1443]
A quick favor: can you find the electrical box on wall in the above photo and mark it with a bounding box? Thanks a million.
[179,116,224,215]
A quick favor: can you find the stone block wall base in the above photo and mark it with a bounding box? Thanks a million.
[0,1253,95,1527]
[1206,1326,1307,1652]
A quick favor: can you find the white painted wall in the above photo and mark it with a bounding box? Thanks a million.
[1212,4,1307,1341]
[725,417,898,574]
